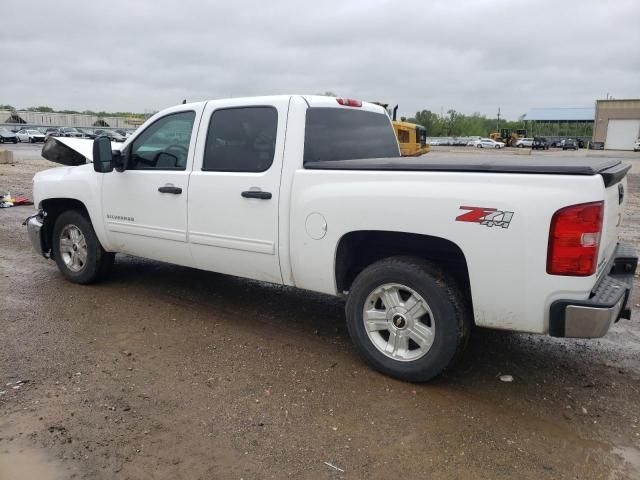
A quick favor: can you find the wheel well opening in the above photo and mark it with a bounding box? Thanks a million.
[40,198,89,256]
[335,231,471,297]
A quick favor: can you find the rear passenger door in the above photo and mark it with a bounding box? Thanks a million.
[188,97,290,284]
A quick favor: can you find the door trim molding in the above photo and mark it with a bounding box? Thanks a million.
[106,220,187,242]
[189,230,275,254]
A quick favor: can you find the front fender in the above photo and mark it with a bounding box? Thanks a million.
[34,165,111,251]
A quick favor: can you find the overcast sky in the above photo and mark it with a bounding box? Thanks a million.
[2,0,639,119]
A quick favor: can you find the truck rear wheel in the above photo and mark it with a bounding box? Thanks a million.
[52,210,114,284]
[345,256,470,382]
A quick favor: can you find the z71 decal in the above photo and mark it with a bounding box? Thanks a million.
[456,206,514,229]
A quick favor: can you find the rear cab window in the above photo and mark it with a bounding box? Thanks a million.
[303,108,399,164]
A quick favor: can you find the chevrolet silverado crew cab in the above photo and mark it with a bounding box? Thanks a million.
[25,95,637,382]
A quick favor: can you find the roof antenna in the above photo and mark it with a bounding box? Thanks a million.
[182,99,187,104]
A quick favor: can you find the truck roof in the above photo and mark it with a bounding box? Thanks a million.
[179,95,386,115]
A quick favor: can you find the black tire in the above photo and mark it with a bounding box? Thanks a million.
[12,138,17,144]
[345,256,470,382]
[52,210,114,284]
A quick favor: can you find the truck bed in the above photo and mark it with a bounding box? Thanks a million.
[304,155,630,187]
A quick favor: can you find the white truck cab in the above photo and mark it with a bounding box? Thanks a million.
[25,95,637,382]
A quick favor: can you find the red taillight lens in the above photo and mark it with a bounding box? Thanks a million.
[547,201,603,276]
[336,98,362,107]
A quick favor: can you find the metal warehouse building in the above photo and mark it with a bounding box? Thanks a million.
[593,99,640,150]
[523,107,595,140]
[0,109,144,129]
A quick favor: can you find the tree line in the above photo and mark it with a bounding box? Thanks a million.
[405,109,525,137]
[2,100,528,137]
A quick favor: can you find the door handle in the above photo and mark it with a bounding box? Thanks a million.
[241,190,272,200]
[158,186,182,194]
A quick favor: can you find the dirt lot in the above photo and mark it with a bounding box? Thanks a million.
[1,145,640,479]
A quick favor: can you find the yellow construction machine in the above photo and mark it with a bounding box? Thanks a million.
[374,103,430,156]
[489,128,527,147]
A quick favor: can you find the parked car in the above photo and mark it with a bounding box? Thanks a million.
[563,139,579,151]
[77,128,97,139]
[59,127,84,138]
[469,138,505,149]
[514,137,534,148]
[26,95,637,383]
[531,137,550,150]
[93,129,126,142]
[0,127,18,143]
[634,140,640,152]
[44,128,62,138]
[16,128,46,143]
[115,129,135,139]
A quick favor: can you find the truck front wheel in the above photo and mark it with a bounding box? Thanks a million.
[345,256,470,382]
[52,210,114,284]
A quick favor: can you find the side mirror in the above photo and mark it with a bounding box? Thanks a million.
[93,136,114,173]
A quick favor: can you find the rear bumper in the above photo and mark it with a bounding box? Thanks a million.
[549,242,637,338]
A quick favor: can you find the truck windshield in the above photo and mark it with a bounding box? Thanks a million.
[303,108,400,163]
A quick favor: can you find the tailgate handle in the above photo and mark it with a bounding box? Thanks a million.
[619,184,624,205]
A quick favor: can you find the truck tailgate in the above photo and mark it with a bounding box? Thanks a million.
[599,163,631,274]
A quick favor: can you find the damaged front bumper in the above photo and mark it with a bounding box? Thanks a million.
[23,211,48,258]
[549,242,637,338]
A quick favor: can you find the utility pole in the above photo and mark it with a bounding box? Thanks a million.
[496,107,501,133]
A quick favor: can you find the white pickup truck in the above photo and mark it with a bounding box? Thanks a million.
[25,95,637,382]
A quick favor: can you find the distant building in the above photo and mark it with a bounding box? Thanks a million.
[0,110,145,129]
[593,99,640,150]
[522,107,595,140]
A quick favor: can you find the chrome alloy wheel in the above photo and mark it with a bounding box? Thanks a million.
[363,283,435,362]
[59,224,88,272]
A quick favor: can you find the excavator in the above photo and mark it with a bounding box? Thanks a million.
[374,103,430,156]
[489,128,527,147]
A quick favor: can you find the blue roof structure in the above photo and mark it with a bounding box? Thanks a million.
[524,107,595,121]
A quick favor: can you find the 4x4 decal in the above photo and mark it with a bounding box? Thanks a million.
[456,206,514,229]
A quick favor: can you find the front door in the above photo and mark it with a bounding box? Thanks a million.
[187,97,290,284]
[101,107,202,267]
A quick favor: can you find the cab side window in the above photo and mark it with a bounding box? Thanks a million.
[128,111,195,170]
[203,107,277,172]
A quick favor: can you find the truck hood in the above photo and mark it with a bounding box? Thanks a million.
[41,136,123,166]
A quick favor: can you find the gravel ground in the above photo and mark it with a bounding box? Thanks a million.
[1,145,639,479]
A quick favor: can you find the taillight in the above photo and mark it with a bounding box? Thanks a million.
[547,201,603,276]
[336,98,362,107]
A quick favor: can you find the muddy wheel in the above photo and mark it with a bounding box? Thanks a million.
[345,256,470,382]
[52,210,114,284]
